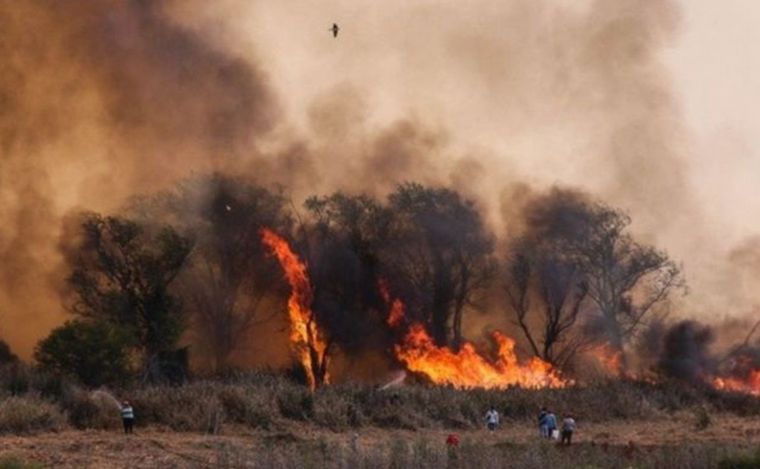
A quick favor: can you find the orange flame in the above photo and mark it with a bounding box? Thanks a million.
[394,323,566,389]
[261,229,329,390]
[588,344,624,376]
[379,283,566,389]
[712,370,760,396]
[378,279,405,328]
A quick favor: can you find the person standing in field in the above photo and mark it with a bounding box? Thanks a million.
[485,406,500,431]
[544,409,558,439]
[121,400,135,434]
[561,415,576,445]
[538,407,548,438]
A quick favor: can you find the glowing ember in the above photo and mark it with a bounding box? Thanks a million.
[394,323,566,389]
[712,370,760,396]
[378,279,405,328]
[588,343,623,376]
[261,228,329,390]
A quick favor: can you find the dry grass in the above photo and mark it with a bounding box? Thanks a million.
[0,396,65,435]
[0,425,759,468]
[2,369,760,466]
[3,368,760,434]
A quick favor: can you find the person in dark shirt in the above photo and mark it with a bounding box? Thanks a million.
[538,407,548,438]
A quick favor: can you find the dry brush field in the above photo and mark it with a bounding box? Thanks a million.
[1,373,760,468]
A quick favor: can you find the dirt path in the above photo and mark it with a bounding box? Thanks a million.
[1,414,759,468]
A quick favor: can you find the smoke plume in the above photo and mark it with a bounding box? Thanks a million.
[0,0,756,361]
[0,0,278,355]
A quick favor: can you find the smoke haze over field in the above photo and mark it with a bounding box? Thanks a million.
[0,0,758,358]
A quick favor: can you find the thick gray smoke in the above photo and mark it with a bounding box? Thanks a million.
[0,0,756,362]
[658,320,715,383]
[0,0,278,355]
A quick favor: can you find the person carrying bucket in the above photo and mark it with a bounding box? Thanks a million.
[544,409,558,440]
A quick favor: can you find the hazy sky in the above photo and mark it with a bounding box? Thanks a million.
[210,0,760,316]
[666,0,760,242]
[2,0,759,357]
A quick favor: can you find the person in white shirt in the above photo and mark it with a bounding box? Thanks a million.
[121,401,135,434]
[484,406,500,431]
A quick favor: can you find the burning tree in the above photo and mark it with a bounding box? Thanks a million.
[505,243,589,369]
[385,183,497,350]
[303,193,392,353]
[261,229,329,390]
[63,214,193,366]
[381,286,567,389]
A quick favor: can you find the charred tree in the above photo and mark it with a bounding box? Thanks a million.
[385,183,496,350]
[505,243,589,369]
[303,193,392,354]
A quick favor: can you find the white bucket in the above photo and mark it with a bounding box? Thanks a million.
[551,429,560,440]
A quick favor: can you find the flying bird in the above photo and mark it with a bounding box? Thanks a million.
[330,23,339,38]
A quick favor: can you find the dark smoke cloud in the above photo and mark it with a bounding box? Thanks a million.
[2,0,752,368]
[0,0,452,358]
[657,320,715,383]
[0,0,278,356]
[644,318,760,384]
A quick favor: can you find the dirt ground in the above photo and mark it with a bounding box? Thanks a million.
[2,413,760,468]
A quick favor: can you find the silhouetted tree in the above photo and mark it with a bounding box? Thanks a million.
[152,175,291,371]
[303,193,392,353]
[522,189,683,352]
[505,243,589,368]
[35,320,132,387]
[385,183,496,349]
[0,338,18,365]
[65,214,192,363]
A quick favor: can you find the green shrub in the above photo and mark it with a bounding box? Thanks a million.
[0,364,71,399]
[34,320,133,387]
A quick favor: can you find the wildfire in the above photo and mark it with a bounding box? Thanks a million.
[380,283,567,389]
[394,324,566,389]
[378,280,405,328]
[261,229,329,390]
[712,371,760,396]
[588,343,624,376]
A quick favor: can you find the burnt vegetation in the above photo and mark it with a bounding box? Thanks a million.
[1,173,745,393]
[0,174,758,469]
